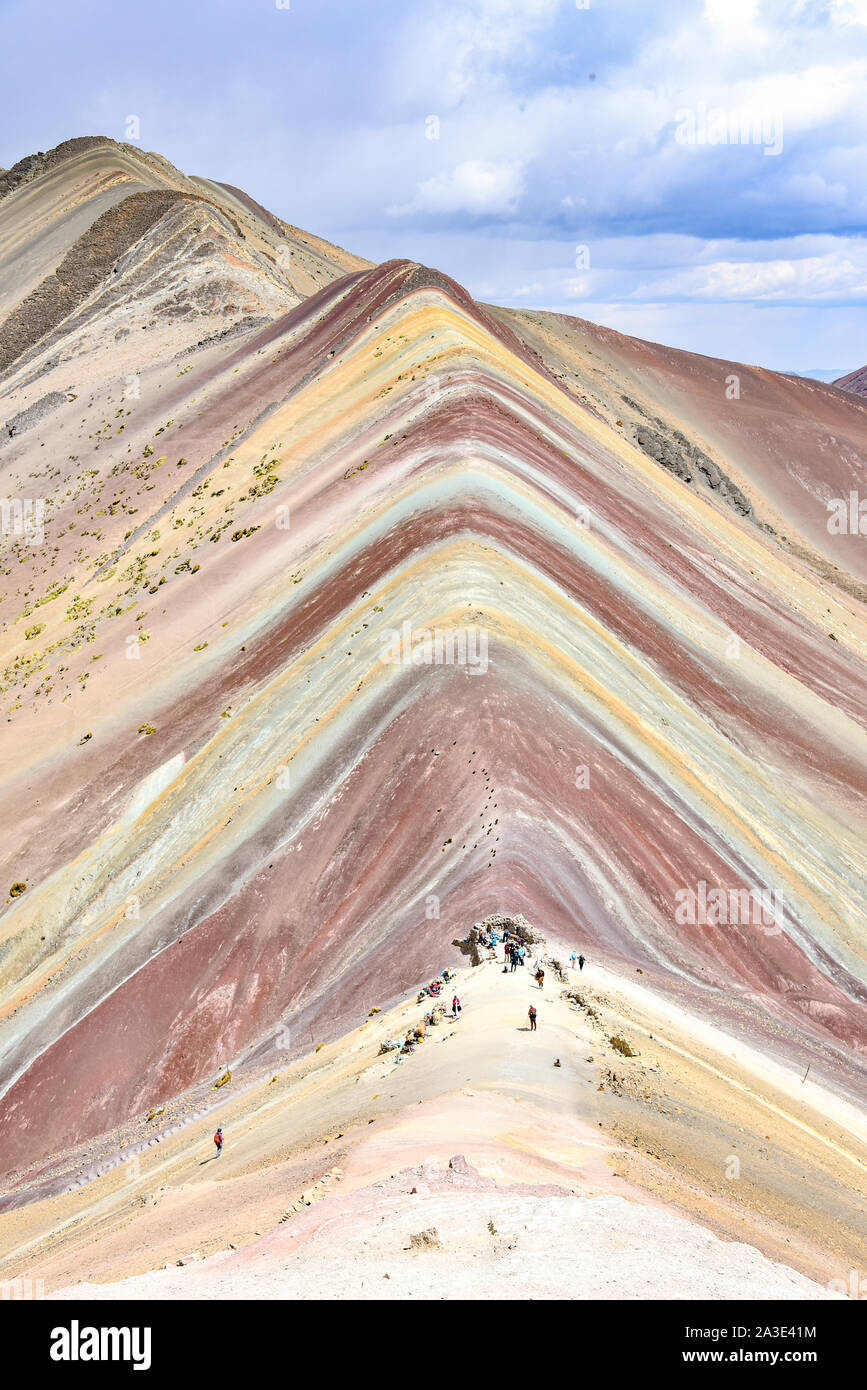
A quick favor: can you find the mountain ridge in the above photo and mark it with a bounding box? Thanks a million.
[0,139,865,1296]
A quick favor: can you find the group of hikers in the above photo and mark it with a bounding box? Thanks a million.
[417,967,457,1003]
[506,941,528,971]
[396,991,461,1054]
[209,939,589,1155]
[489,931,588,1032]
[370,967,466,1063]
[479,923,530,971]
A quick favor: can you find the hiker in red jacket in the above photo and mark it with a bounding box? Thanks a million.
[214,1127,223,1157]
[452,995,461,1018]
[528,1005,537,1031]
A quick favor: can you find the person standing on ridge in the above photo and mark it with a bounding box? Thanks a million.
[578,954,585,972]
[528,1004,538,1032]
[214,1126,224,1158]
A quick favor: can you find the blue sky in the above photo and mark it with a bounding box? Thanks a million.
[1,0,865,371]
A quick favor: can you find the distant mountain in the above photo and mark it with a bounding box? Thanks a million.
[834,364,867,396]
[785,367,851,383]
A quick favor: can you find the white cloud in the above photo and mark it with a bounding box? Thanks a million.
[636,248,867,302]
[785,172,849,207]
[703,0,760,41]
[389,158,526,217]
[830,0,867,26]
[394,0,563,106]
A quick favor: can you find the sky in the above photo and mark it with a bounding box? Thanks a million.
[1,0,865,372]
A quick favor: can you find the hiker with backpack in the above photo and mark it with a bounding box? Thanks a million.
[214,1126,223,1157]
[528,1005,538,1032]
[452,995,461,1018]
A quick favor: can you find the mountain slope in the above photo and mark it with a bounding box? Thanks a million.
[835,364,867,398]
[0,135,370,385]
[0,141,865,1293]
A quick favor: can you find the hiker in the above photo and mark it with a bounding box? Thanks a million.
[518,945,526,967]
[578,954,585,971]
[528,1005,537,1032]
[510,945,518,973]
[570,950,578,970]
[536,968,545,989]
[214,1127,223,1157]
[452,995,461,1018]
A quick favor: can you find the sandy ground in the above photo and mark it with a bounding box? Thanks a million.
[1,941,864,1298]
[54,1186,840,1302]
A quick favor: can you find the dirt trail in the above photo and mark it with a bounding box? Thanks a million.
[1,939,864,1297]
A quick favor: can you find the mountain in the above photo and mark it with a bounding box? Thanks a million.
[786,368,851,384]
[0,134,370,384]
[835,364,867,396]
[0,138,865,1295]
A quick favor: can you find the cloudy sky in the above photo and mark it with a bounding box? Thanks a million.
[1,0,865,372]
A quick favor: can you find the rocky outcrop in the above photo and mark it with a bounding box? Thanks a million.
[633,421,753,517]
[3,390,71,439]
